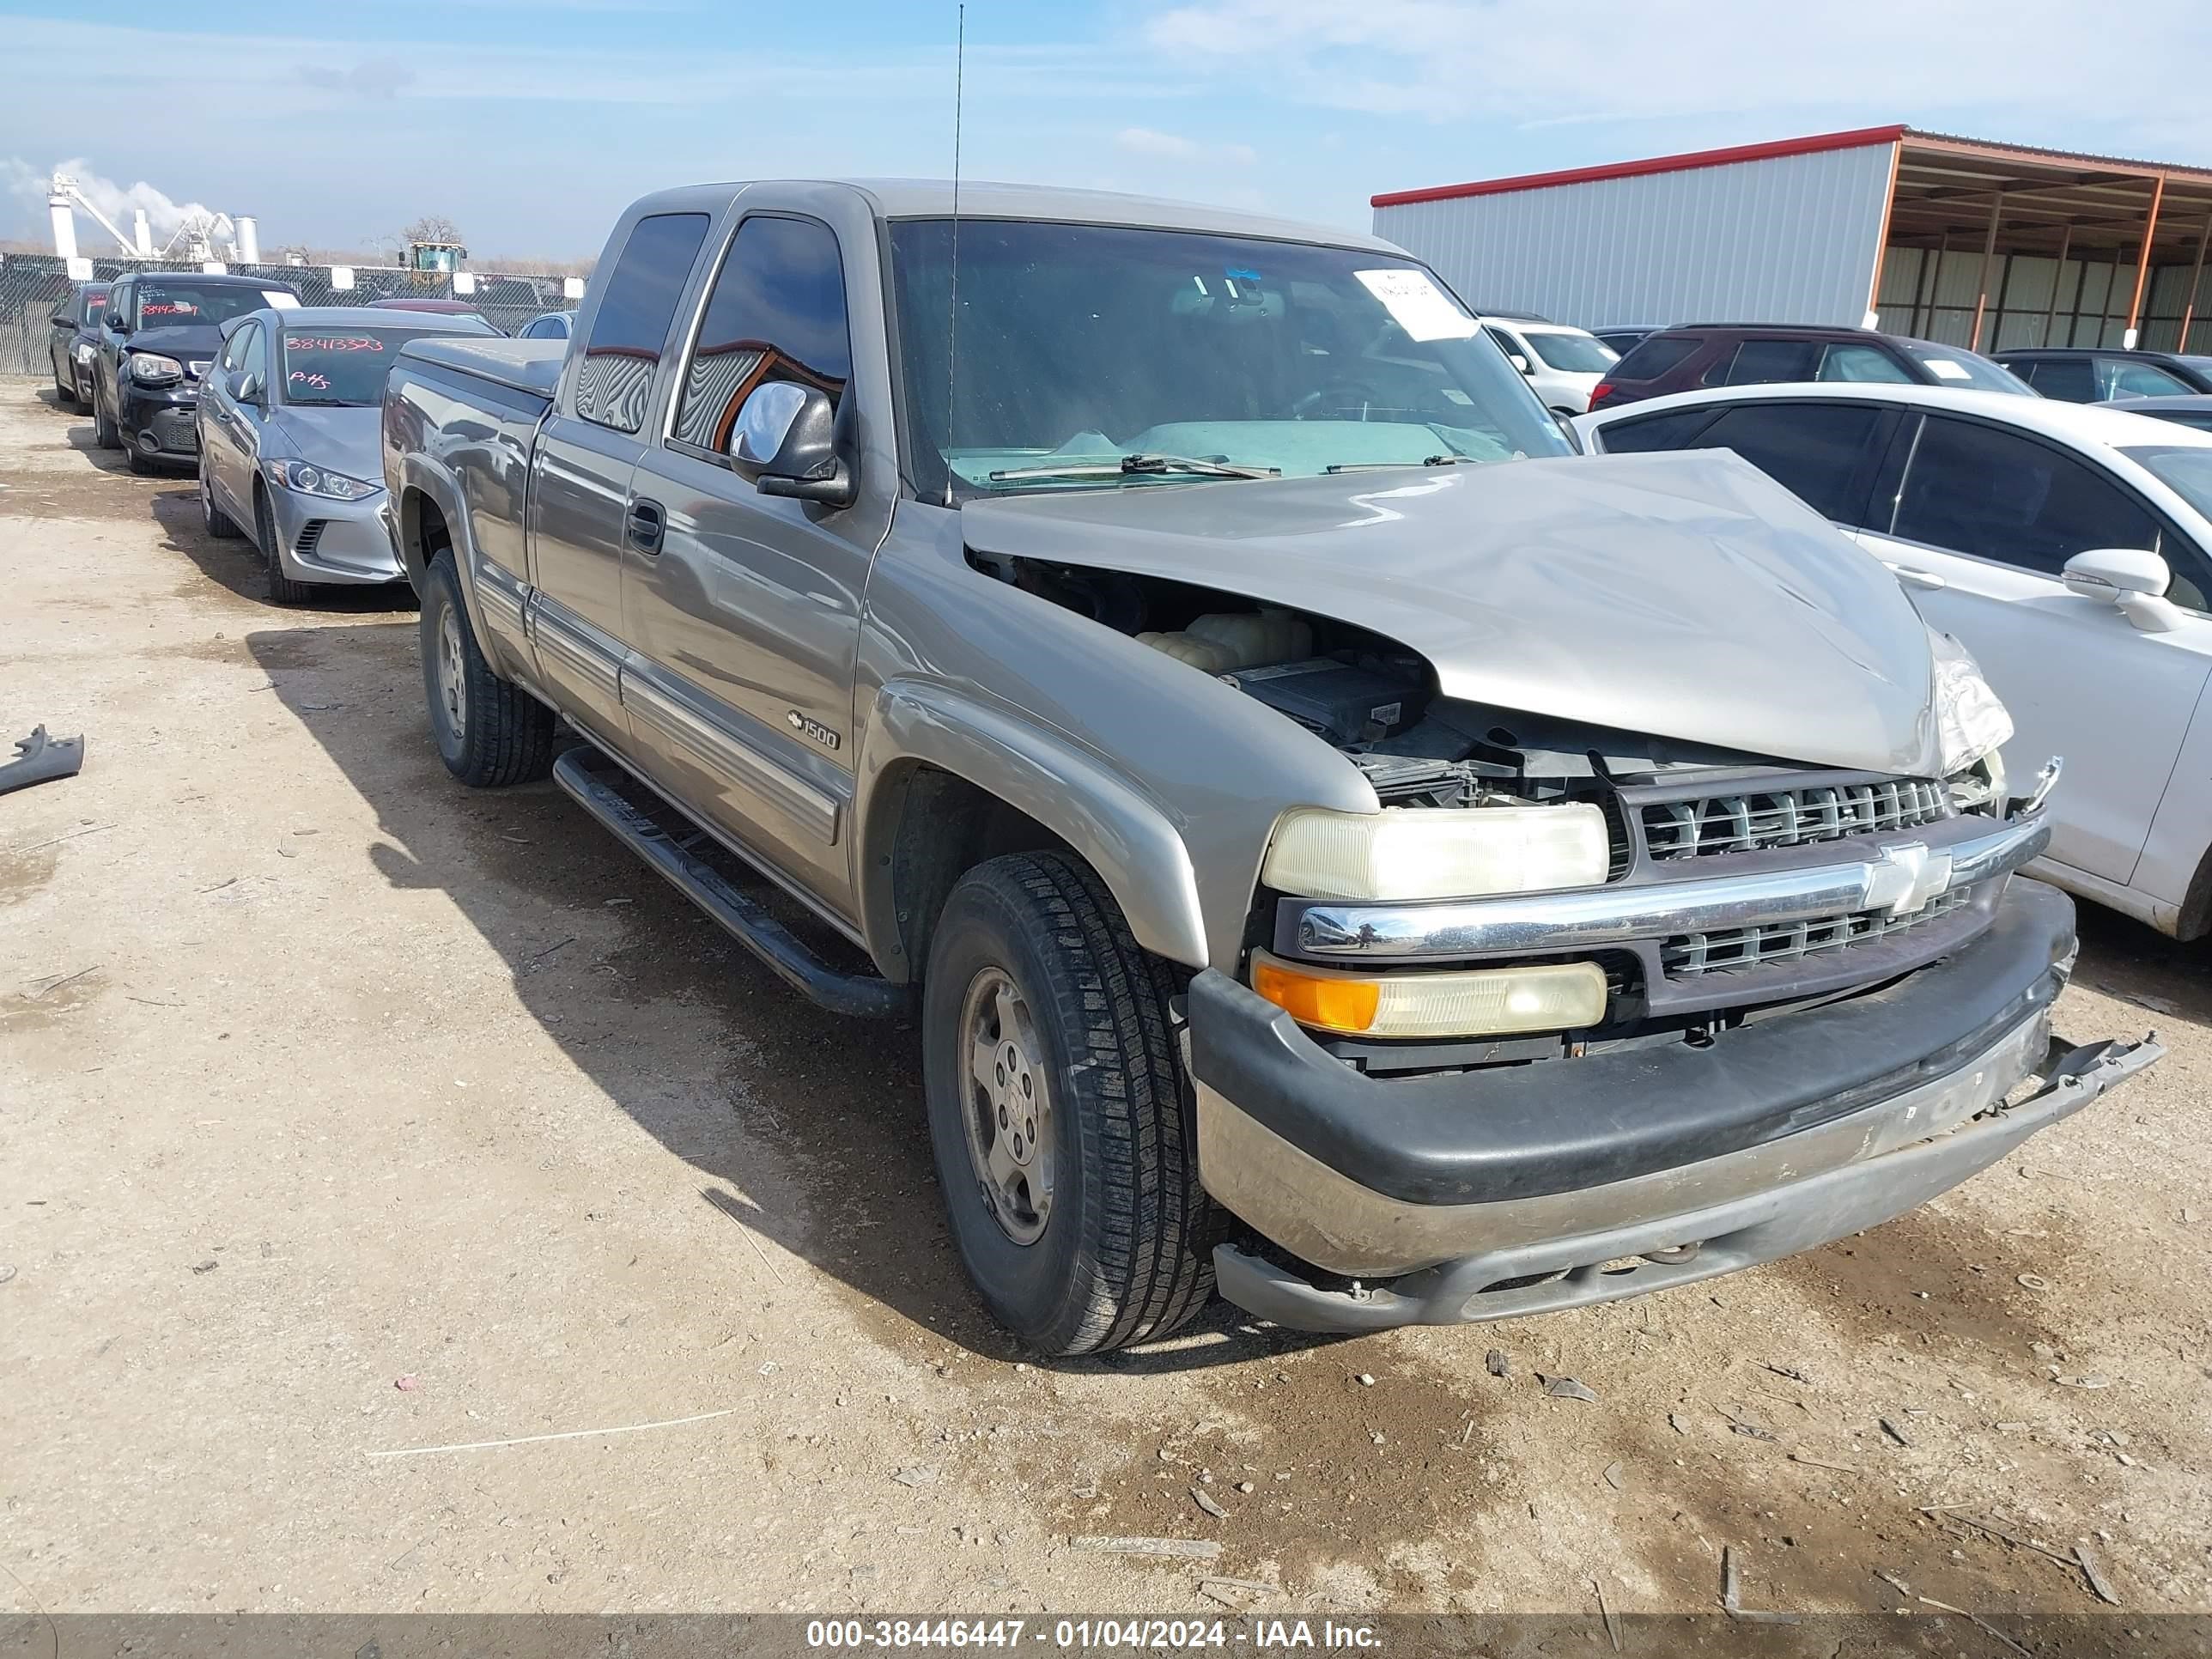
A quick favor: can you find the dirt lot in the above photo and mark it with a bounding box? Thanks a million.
[2,375,2209,1629]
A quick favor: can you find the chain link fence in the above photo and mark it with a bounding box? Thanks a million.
[0,251,575,378]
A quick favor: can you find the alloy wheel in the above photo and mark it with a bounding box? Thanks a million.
[957,965,1054,1246]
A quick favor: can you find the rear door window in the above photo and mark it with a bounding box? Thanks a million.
[575,210,713,433]
[672,214,853,456]
[2022,357,2096,401]
[1891,415,2160,574]
[1721,338,1821,386]
[1818,343,1914,383]
[1608,334,1698,382]
[1685,402,1895,524]
[2101,358,2194,400]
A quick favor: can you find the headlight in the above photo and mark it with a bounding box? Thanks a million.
[1251,951,1607,1037]
[72,341,94,362]
[128,353,185,385]
[1262,802,1611,901]
[265,459,380,501]
[1929,628,2013,775]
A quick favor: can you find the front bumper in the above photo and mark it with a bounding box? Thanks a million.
[116,380,200,457]
[1191,878,2160,1330]
[266,485,403,586]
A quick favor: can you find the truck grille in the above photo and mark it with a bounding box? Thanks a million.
[1662,887,1972,978]
[1642,778,1948,860]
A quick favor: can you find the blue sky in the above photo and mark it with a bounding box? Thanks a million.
[9,0,2212,263]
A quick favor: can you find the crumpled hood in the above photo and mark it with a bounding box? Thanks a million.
[125,325,222,370]
[266,404,384,483]
[960,451,1942,776]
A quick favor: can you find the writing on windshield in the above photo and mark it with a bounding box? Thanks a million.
[279,330,422,406]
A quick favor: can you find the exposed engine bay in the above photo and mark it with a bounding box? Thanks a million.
[971,553,1753,804]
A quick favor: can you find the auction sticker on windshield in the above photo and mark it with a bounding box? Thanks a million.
[1355,269,1479,342]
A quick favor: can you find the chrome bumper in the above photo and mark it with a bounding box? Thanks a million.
[1289,808,2050,961]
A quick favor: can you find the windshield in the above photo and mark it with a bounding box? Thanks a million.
[886,219,1570,497]
[1903,341,2036,395]
[77,287,109,325]
[136,282,290,328]
[2124,444,2212,521]
[280,327,453,406]
[1524,330,1618,374]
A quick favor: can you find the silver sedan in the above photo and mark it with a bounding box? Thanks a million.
[196,305,496,604]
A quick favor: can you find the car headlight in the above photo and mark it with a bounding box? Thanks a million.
[128,353,185,385]
[72,341,94,362]
[1262,802,1611,902]
[1251,951,1608,1037]
[265,459,380,501]
[1929,628,2013,776]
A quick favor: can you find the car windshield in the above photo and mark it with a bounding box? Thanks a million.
[280,327,454,406]
[886,219,1570,497]
[2123,444,2212,520]
[1903,341,2036,395]
[78,288,109,323]
[1524,330,1618,373]
[136,282,290,328]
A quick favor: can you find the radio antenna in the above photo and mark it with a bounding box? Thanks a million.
[943,1,964,507]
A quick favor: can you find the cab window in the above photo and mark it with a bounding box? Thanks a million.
[574,211,713,434]
[671,215,851,456]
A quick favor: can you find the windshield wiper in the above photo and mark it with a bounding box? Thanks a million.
[1323,454,1474,474]
[989,452,1279,483]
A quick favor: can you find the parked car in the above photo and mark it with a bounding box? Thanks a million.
[515,310,577,340]
[197,305,498,604]
[90,271,303,473]
[1593,325,1661,355]
[382,179,2153,1353]
[2117,394,2212,433]
[1578,381,2212,938]
[1995,347,2212,404]
[46,280,109,409]
[366,297,498,330]
[1590,325,2033,411]
[1475,315,1619,414]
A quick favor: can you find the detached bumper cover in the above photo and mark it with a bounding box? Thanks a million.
[1189,878,2162,1329]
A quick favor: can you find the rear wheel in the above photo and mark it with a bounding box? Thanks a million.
[92,384,118,448]
[419,550,556,787]
[922,851,1215,1354]
[256,489,315,605]
[199,453,241,538]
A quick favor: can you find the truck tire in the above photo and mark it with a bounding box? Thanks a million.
[923,851,1215,1354]
[256,489,315,605]
[419,550,556,787]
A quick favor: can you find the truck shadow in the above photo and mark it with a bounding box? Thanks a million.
[243,617,1334,1373]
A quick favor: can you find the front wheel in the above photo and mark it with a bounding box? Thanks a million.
[92,384,119,448]
[923,852,1215,1355]
[199,454,241,538]
[256,489,315,604]
[418,551,556,787]
[53,365,77,409]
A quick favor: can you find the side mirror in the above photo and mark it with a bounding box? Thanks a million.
[2063,547,2179,633]
[106,312,125,331]
[50,312,71,327]
[234,371,264,407]
[730,380,854,507]
[1509,353,1533,375]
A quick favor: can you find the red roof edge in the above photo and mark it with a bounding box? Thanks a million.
[1370,125,1910,209]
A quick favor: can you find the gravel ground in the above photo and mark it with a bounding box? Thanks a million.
[2,375,2208,1630]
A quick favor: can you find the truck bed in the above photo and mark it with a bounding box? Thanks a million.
[398,336,565,401]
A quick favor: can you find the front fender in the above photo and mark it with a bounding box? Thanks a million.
[855,680,1210,973]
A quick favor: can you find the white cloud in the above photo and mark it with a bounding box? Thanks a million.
[1115,126,1257,166]
[1142,0,2212,148]
[4,156,232,253]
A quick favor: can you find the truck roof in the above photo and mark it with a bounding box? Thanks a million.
[628,179,1405,255]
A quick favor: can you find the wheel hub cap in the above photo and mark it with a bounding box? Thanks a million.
[958,966,1054,1245]
[438,606,466,740]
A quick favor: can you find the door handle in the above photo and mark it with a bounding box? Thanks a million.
[1883,561,1948,591]
[626,498,665,555]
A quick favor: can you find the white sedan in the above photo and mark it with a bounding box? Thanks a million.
[1577,382,2212,939]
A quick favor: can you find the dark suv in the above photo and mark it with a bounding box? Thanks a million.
[1589,325,2032,411]
[92,271,302,473]
[46,281,110,409]
[1994,347,2212,404]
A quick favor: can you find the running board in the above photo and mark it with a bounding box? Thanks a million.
[551,745,911,1019]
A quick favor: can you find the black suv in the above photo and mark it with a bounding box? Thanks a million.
[92,271,301,473]
[1994,347,2212,404]
[46,280,110,410]
[1590,325,2032,411]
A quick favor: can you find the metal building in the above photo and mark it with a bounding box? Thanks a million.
[1373,125,2212,353]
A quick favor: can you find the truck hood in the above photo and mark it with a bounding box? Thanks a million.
[960,451,1942,776]
[266,404,383,483]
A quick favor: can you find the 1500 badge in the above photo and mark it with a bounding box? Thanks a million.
[787,710,841,750]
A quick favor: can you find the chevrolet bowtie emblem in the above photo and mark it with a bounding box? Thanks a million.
[1864,842,1953,917]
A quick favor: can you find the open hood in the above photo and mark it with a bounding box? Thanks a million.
[127,324,223,370]
[961,451,1942,777]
